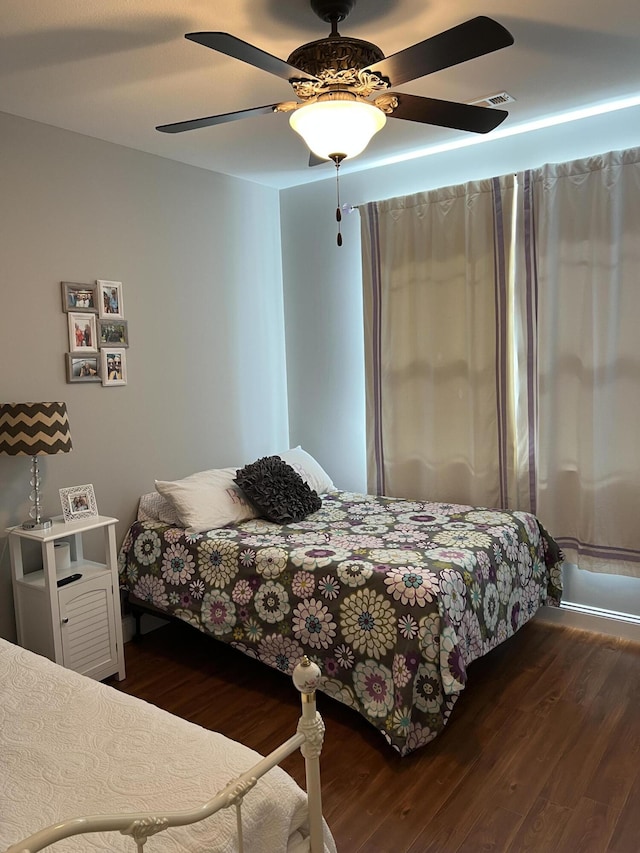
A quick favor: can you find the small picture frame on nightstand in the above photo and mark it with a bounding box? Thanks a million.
[59,484,98,522]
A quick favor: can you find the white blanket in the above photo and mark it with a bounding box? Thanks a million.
[0,638,335,853]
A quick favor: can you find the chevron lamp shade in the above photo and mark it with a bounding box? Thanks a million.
[0,402,72,456]
[1,402,73,529]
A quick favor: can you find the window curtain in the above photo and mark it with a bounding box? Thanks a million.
[518,148,640,576]
[360,147,640,578]
[359,176,518,508]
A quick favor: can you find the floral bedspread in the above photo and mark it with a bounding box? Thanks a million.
[118,491,563,757]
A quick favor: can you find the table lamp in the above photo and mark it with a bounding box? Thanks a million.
[0,402,73,529]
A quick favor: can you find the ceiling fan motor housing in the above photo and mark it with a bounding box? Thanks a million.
[287,36,384,78]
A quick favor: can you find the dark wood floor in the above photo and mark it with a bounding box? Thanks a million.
[110,617,640,852]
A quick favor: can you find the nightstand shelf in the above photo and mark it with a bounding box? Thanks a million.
[7,515,125,681]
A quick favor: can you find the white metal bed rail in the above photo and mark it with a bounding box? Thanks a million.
[4,657,326,853]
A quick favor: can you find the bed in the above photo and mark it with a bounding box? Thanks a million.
[0,637,335,853]
[118,452,563,758]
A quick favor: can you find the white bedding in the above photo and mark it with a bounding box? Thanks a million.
[0,638,336,853]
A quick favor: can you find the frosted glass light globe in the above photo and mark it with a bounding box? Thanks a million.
[290,98,386,161]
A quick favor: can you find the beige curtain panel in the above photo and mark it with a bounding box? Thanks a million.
[519,148,640,576]
[360,147,640,578]
[360,176,518,509]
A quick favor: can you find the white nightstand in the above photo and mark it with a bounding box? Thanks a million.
[7,515,126,681]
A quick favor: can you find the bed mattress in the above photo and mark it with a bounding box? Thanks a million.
[0,637,336,853]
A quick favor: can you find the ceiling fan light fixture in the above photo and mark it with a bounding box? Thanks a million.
[289,94,386,161]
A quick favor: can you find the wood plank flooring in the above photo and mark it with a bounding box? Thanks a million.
[110,617,640,852]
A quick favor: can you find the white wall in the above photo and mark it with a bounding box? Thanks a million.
[279,104,640,624]
[0,112,289,640]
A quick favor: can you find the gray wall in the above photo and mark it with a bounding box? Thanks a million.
[280,104,640,620]
[0,112,289,640]
[2,104,638,641]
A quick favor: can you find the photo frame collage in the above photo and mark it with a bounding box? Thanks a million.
[61,280,129,386]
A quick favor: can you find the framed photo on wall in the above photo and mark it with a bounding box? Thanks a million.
[98,318,129,347]
[101,347,127,386]
[66,353,101,383]
[59,484,98,522]
[68,312,98,351]
[61,282,98,313]
[97,280,125,319]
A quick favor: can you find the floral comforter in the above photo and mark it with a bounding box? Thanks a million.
[118,491,563,757]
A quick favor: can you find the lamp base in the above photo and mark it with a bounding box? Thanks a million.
[22,518,53,530]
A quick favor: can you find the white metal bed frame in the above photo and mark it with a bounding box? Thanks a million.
[4,657,326,853]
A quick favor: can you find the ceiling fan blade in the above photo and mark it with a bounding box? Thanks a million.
[388,93,508,133]
[156,104,279,134]
[366,16,514,87]
[186,32,318,82]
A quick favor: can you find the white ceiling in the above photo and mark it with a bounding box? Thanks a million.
[2,0,639,189]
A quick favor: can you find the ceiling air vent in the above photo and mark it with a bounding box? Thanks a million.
[471,91,516,108]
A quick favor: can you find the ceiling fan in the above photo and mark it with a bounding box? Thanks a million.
[157,0,515,165]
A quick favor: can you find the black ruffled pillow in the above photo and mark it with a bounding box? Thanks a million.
[234,456,322,524]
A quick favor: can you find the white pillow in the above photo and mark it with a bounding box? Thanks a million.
[155,468,260,533]
[277,446,336,494]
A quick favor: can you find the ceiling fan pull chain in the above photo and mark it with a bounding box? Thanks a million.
[334,156,343,246]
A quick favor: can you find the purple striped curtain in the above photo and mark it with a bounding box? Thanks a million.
[519,148,640,577]
[359,176,518,509]
[360,147,640,577]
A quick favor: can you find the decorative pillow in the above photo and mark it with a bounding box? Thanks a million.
[277,446,336,494]
[155,467,260,533]
[234,456,322,524]
[137,492,182,525]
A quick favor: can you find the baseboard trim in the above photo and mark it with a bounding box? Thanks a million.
[561,600,640,625]
[535,602,640,642]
